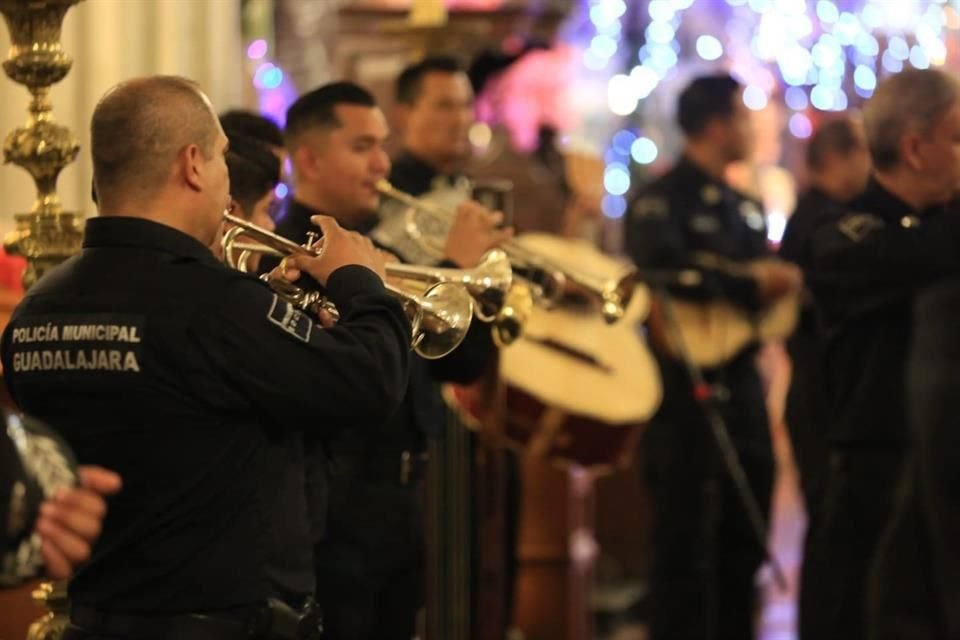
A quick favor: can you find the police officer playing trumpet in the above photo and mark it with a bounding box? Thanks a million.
[265,80,505,640]
[0,75,413,640]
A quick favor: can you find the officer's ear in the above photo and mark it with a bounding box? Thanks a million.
[899,131,926,173]
[181,143,205,192]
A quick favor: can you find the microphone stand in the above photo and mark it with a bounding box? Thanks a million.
[651,282,788,593]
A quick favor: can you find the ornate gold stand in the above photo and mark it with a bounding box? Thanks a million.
[25,581,69,640]
[0,2,84,638]
[0,0,84,290]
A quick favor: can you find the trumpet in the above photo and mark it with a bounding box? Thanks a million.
[385,249,512,323]
[376,179,636,324]
[221,212,474,360]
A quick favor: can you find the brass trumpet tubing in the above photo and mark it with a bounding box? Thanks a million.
[220,211,472,359]
[383,249,512,323]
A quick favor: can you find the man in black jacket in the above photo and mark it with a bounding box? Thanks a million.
[626,74,800,640]
[275,81,505,640]
[779,116,870,639]
[804,68,960,640]
[1,75,412,640]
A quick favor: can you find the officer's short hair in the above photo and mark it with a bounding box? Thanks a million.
[91,76,218,203]
[864,68,960,171]
[806,117,863,171]
[395,55,464,106]
[677,74,742,137]
[224,133,280,216]
[219,110,283,148]
[285,82,376,151]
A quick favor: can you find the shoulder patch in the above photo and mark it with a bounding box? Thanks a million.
[267,295,313,343]
[837,212,885,243]
[631,195,669,219]
[700,184,722,206]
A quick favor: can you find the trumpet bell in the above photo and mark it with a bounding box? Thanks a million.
[463,249,512,322]
[407,281,475,360]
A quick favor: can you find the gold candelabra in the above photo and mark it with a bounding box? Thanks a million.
[0,0,84,290]
[1,3,83,637]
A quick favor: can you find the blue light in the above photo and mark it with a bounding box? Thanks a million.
[855,34,880,57]
[602,195,628,219]
[882,50,904,73]
[590,34,618,59]
[854,65,877,91]
[263,67,283,89]
[833,90,848,111]
[646,21,676,44]
[784,86,809,111]
[604,163,631,197]
[778,46,812,86]
[816,0,839,23]
[696,35,724,61]
[647,0,675,22]
[583,49,609,70]
[810,84,834,111]
[861,4,883,29]
[589,6,614,29]
[726,0,748,5]
[254,64,284,90]
[274,183,289,199]
[630,137,659,164]
[834,12,861,46]
[607,0,627,18]
[743,85,768,111]
[812,35,840,69]
[888,36,910,61]
[910,45,931,69]
[630,65,660,99]
[788,113,813,138]
[789,14,814,39]
[818,61,844,85]
[748,0,771,12]
[612,129,638,155]
[648,44,678,70]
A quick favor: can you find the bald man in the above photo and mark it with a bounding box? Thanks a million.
[0,75,412,640]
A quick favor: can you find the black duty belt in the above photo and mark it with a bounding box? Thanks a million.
[69,597,322,640]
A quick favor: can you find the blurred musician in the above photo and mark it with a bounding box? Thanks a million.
[626,73,801,640]
[778,115,871,639]
[804,68,960,640]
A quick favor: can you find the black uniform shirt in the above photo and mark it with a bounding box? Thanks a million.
[626,156,770,311]
[273,198,491,450]
[807,178,960,445]
[0,216,411,612]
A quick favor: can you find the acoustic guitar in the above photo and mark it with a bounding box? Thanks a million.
[499,233,662,473]
[647,254,801,368]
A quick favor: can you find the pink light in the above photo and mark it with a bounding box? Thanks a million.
[247,39,268,60]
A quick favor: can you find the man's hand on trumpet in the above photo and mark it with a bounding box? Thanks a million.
[444,200,513,268]
[276,214,387,284]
